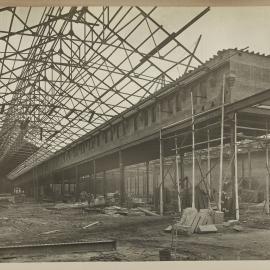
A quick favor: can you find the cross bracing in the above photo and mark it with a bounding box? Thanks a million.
[0,6,209,178]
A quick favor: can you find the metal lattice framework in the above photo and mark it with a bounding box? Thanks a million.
[0,6,209,179]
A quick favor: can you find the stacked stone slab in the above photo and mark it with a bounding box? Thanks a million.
[172,208,224,235]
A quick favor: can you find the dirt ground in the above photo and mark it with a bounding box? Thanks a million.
[1,201,270,262]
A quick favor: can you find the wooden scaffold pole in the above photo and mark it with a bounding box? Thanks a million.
[191,91,196,209]
[234,113,240,220]
[218,74,226,211]
[159,130,164,215]
[265,120,270,214]
[175,137,181,213]
[207,129,211,205]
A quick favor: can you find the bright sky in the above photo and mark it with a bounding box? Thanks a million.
[152,6,270,63]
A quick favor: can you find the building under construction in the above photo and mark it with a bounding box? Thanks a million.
[1,5,270,262]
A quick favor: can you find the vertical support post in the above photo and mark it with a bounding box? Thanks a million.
[248,147,252,189]
[266,120,270,215]
[180,153,184,183]
[50,171,54,201]
[103,170,107,199]
[33,167,39,201]
[33,168,35,200]
[191,91,195,209]
[119,150,125,205]
[153,163,158,209]
[88,161,91,194]
[146,161,150,203]
[218,74,225,211]
[231,118,236,215]
[234,113,239,220]
[159,130,164,215]
[136,165,139,196]
[61,170,64,196]
[75,165,79,201]
[241,158,245,179]
[207,129,211,203]
[175,137,181,213]
[93,160,96,198]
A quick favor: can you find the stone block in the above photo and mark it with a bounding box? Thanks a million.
[197,224,218,234]
[213,211,224,224]
[173,224,193,236]
[179,207,198,226]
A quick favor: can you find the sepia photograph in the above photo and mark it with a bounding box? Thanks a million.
[1,1,270,265]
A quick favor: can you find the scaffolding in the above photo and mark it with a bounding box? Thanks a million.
[159,86,270,219]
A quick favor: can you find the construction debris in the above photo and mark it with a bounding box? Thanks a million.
[159,248,171,261]
[164,225,173,232]
[213,211,224,224]
[82,221,100,229]
[89,253,122,261]
[137,207,159,216]
[228,220,240,226]
[215,224,225,232]
[46,202,88,210]
[167,207,224,235]
[197,224,218,234]
[197,224,217,234]
[233,225,244,232]
[0,240,117,257]
[173,224,193,235]
[40,230,60,235]
[0,194,15,204]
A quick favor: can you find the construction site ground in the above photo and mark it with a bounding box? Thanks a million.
[1,201,270,262]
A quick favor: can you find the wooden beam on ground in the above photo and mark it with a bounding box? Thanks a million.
[0,240,117,257]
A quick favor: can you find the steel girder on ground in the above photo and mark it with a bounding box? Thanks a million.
[0,6,209,178]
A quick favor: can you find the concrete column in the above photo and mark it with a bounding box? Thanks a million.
[36,178,39,201]
[180,153,185,183]
[61,170,64,196]
[152,163,158,209]
[88,161,91,194]
[119,150,125,205]
[93,160,96,198]
[103,170,107,199]
[33,167,39,201]
[136,165,140,196]
[146,161,150,202]
[248,147,252,189]
[75,165,79,201]
[241,157,245,179]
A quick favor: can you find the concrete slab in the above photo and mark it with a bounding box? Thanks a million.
[197,224,218,234]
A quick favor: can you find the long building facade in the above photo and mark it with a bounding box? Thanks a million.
[4,48,270,208]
